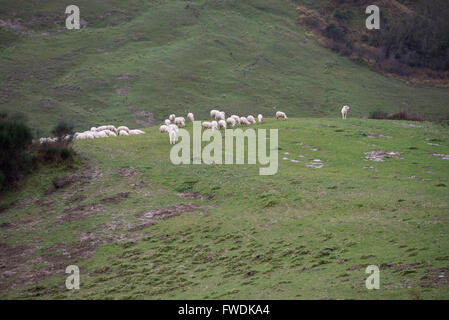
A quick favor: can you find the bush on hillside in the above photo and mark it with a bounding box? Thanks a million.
[0,119,33,190]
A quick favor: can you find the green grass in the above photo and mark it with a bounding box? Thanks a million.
[1,0,449,136]
[1,118,448,299]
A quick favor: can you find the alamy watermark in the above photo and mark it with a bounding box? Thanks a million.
[65,265,80,290]
[65,5,80,30]
[365,265,380,290]
[366,5,380,30]
[169,121,278,175]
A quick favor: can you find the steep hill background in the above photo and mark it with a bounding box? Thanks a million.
[1,0,449,135]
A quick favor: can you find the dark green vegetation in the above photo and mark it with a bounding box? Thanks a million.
[0,119,448,299]
[1,0,449,136]
[0,118,33,190]
[296,0,449,86]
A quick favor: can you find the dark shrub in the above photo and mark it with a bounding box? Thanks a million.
[387,111,423,122]
[369,111,389,119]
[0,120,33,190]
[52,121,74,141]
[325,23,345,42]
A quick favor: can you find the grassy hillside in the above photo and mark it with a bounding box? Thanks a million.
[1,0,449,136]
[1,118,448,299]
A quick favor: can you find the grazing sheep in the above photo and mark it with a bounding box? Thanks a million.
[164,119,171,126]
[169,114,176,121]
[215,111,225,121]
[218,119,227,129]
[231,115,240,124]
[202,121,212,130]
[276,111,287,120]
[187,112,194,122]
[160,125,169,133]
[211,120,218,130]
[174,117,186,127]
[169,124,179,133]
[169,127,177,144]
[210,109,219,119]
[226,117,236,128]
[240,116,250,125]
[258,114,263,123]
[247,115,256,124]
[341,105,350,119]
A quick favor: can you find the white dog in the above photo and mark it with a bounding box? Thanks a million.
[341,106,350,119]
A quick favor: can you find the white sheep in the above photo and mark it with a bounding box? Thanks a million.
[247,115,256,124]
[341,105,350,119]
[168,127,177,144]
[218,119,227,129]
[187,112,194,122]
[103,130,115,137]
[128,129,145,135]
[169,124,179,133]
[84,132,94,139]
[257,114,263,123]
[96,131,108,138]
[226,117,236,128]
[119,130,129,136]
[240,117,250,125]
[211,120,218,130]
[164,119,171,126]
[169,114,176,122]
[276,111,287,120]
[215,111,225,121]
[117,126,130,133]
[202,121,212,130]
[90,127,97,132]
[174,117,186,127]
[210,110,219,119]
[160,125,169,133]
[231,115,240,124]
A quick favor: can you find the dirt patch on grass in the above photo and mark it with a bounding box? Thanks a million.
[177,192,214,200]
[129,106,154,127]
[132,203,199,231]
[420,266,449,288]
[58,204,104,222]
[117,166,137,179]
[364,150,402,162]
[0,243,38,293]
[100,192,130,204]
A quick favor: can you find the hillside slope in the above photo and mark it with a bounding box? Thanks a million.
[1,0,449,135]
[1,118,449,299]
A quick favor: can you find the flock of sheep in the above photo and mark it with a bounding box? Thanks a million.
[159,110,289,144]
[38,106,349,145]
[38,125,145,143]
